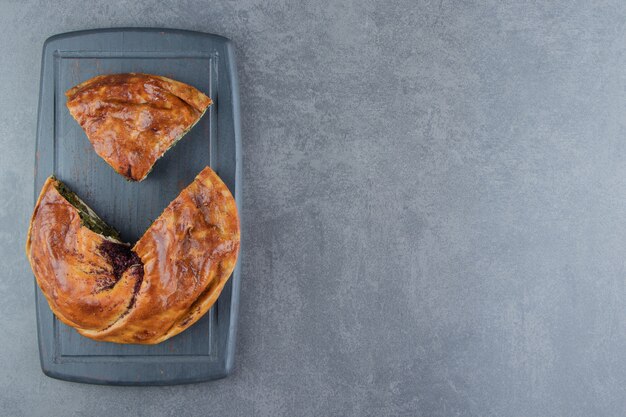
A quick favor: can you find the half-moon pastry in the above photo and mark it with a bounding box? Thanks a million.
[66,73,212,181]
[26,167,239,344]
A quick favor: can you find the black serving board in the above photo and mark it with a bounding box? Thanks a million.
[33,28,242,385]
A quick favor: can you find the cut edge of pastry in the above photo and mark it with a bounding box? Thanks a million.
[49,179,144,332]
[52,178,122,241]
[26,167,239,345]
[26,177,126,282]
[65,73,213,182]
[135,104,210,182]
[75,167,239,344]
[25,177,143,333]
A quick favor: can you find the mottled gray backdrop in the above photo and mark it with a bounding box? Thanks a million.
[1,1,625,416]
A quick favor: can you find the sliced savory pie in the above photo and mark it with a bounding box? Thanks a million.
[26,167,239,344]
[66,73,212,181]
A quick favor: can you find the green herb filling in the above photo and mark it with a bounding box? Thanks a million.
[54,180,120,240]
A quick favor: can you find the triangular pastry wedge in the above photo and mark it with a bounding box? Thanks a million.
[66,73,212,181]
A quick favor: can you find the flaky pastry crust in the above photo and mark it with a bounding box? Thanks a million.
[66,73,212,181]
[26,167,239,344]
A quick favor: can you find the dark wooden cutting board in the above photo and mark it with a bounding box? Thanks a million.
[33,28,242,385]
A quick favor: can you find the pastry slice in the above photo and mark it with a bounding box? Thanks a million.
[25,178,142,331]
[26,167,240,344]
[66,73,212,181]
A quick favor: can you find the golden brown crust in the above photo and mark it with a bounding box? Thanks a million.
[66,73,212,181]
[26,167,239,344]
[25,178,141,331]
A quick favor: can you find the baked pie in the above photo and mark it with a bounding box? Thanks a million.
[66,73,212,181]
[26,167,239,344]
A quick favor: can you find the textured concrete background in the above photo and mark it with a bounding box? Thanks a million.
[1,0,625,416]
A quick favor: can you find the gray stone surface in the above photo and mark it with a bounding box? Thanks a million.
[1,0,625,415]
